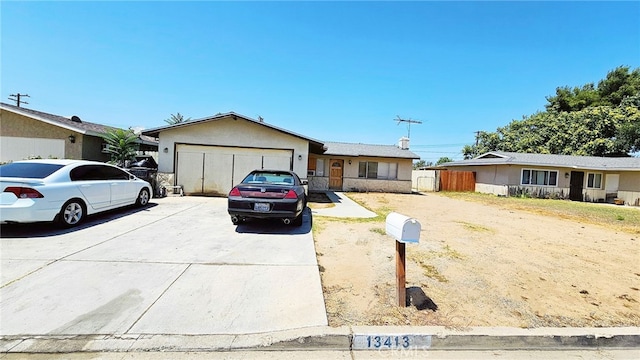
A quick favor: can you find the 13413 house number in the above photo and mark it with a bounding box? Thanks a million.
[352,334,432,350]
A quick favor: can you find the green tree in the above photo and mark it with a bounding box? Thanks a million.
[465,66,640,157]
[164,112,191,125]
[102,128,139,166]
[436,157,453,165]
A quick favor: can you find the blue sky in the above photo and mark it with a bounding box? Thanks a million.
[2,1,639,163]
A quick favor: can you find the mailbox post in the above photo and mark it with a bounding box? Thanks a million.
[386,212,421,307]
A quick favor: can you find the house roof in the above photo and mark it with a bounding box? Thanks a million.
[141,112,325,149]
[0,102,158,146]
[321,141,420,159]
[442,151,640,171]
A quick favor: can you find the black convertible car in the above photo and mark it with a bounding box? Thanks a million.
[227,170,307,226]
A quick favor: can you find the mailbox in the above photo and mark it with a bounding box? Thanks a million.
[385,212,421,244]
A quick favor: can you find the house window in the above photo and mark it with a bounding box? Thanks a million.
[521,169,558,186]
[315,159,324,176]
[358,161,397,179]
[586,173,602,189]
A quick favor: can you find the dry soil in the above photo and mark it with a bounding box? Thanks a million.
[312,192,640,329]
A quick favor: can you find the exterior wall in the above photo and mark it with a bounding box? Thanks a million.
[156,118,309,178]
[343,178,412,193]
[81,135,110,162]
[308,155,413,193]
[618,172,640,205]
[308,176,329,191]
[0,110,84,161]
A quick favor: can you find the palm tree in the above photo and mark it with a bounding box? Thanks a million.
[164,112,191,125]
[102,128,139,167]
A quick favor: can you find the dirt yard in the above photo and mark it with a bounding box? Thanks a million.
[311,192,640,329]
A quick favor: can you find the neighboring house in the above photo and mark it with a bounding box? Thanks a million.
[142,112,420,195]
[440,151,640,206]
[0,102,157,163]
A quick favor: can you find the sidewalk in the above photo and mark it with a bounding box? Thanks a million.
[310,191,377,218]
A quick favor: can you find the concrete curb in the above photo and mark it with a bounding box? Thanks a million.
[2,326,639,353]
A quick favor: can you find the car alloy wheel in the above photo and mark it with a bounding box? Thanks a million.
[137,188,150,206]
[59,200,85,227]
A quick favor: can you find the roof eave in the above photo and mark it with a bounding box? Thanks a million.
[1,104,89,135]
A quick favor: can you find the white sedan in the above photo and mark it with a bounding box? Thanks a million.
[0,159,153,227]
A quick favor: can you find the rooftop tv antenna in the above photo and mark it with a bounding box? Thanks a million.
[394,115,422,139]
[9,93,30,107]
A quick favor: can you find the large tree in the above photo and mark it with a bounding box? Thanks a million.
[464,66,640,159]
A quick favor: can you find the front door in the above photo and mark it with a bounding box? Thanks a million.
[569,171,584,201]
[329,159,343,190]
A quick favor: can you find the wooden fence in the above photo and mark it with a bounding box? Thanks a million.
[439,170,476,192]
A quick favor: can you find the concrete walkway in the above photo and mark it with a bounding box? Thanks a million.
[310,191,377,218]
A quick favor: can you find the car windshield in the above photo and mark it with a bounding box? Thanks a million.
[0,163,65,179]
[242,172,294,185]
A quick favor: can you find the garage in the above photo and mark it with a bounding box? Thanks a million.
[142,112,325,197]
[176,144,293,195]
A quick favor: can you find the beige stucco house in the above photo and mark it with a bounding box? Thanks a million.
[142,112,420,195]
[308,142,418,193]
[0,102,157,163]
[441,151,640,206]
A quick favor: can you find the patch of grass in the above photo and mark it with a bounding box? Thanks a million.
[456,221,494,233]
[440,192,640,234]
[409,256,448,283]
[407,247,465,282]
[441,244,465,260]
[312,218,328,236]
[370,227,386,235]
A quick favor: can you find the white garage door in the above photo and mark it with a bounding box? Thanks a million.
[176,145,293,196]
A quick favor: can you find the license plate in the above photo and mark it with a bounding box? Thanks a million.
[254,203,270,212]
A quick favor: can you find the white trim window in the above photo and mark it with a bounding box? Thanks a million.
[521,169,558,186]
[316,159,324,176]
[586,173,602,189]
[358,161,397,179]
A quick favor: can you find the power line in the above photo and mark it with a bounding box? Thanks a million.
[8,93,29,107]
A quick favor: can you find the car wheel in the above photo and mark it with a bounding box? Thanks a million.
[57,199,86,228]
[136,188,151,207]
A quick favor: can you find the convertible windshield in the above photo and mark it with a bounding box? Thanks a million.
[0,163,64,179]
[242,172,295,185]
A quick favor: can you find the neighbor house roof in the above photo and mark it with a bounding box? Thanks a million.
[141,112,325,150]
[321,141,420,159]
[0,102,158,146]
[442,151,640,171]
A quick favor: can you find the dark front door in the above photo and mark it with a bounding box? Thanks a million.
[569,171,584,201]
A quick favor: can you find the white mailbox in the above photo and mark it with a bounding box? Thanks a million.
[385,212,421,244]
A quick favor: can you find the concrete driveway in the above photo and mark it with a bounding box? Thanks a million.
[0,196,327,336]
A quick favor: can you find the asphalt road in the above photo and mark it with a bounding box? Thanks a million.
[0,196,327,337]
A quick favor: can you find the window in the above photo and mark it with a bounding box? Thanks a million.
[316,159,324,176]
[0,163,63,179]
[358,161,397,179]
[521,169,558,186]
[586,173,602,189]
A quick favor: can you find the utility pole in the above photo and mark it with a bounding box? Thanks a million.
[474,131,483,147]
[394,116,422,139]
[9,93,30,107]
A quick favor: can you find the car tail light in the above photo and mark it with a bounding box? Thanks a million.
[229,187,241,197]
[284,190,298,199]
[4,187,44,199]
